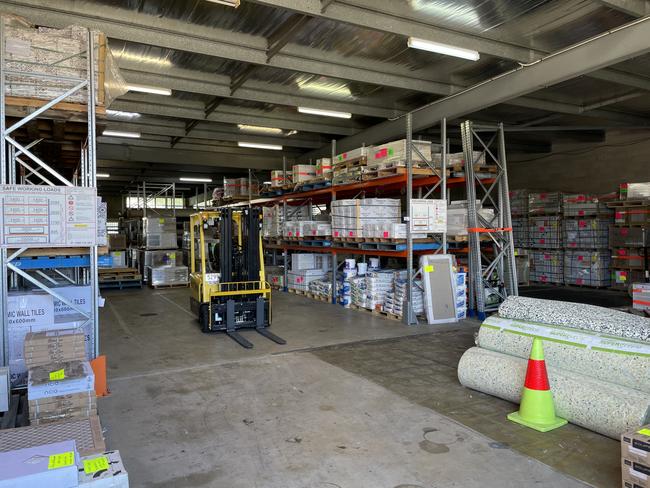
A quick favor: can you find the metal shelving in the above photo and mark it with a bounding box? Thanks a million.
[0,25,100,381]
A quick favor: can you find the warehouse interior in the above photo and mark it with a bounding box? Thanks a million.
[0,1,649,487]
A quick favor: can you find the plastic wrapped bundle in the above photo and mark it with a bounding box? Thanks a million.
[458,347,650,439]
[498,296,650,342]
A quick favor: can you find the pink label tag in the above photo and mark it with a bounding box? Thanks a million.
[288,231,293,236]
[334,231,339,237]
[620,228,629,236]
[618,249,627,256]
[577,195,586,202]
[578,210,585,216]
[570,242,577,247]
[615,212,623,219]
[578,255,584,261]
[578,220,586,228]
[312,230,317,235]
[539,238,545,244]
[576,278,583,285]
[539,226,545,232]
[383,231,389,238]
[375,148,388,159]
[540,193,547,200]
[544,254,551,260]
[296,277,303,283]
[349,231,354,236]
[296,231,300,236]
[541,276,548,282]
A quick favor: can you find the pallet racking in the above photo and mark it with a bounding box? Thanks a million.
[0,23,101,385]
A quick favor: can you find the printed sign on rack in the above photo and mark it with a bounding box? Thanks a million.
[0,185,97,247]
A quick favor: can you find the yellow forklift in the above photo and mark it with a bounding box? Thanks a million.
[189,207,285,348]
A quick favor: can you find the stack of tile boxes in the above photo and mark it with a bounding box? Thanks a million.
[141,217,188,287]
[562,194,612,287]
[609,182,650,290]
[288,253,332,292]
[509,189,530,285]
[331,198,401,239]
[528,192,564,284]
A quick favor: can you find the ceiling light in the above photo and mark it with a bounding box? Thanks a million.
[96,173,110,178]
[237,124,283,135]
[296,79,353,98]
[407,37,480,61]
[180,177,212,183]
[106,109,140,119]
[205,0,240,6]
[238,142,282,151]
[298,107,352,119]
[126,84,172,96]
[286,130,298,136]
[102,130,141,138]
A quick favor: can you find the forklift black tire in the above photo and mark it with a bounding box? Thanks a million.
[198,303,211,333]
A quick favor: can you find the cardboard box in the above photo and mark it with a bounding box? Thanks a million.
[371,139,431,165]
[622,457,650,488]
[271,170,292,187]
[78,450,129,487]
[109,251,126,268]
[335,146,371,163]
[0,440,79,487]
[622,425,650,464]
[28,360,95,401]
[291,164,316,183]
[621,182,650,200]
[108,234,126,250]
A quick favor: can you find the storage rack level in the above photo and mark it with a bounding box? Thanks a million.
[254,154,493,312]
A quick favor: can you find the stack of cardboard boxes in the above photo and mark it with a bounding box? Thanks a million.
[622,425,650,488]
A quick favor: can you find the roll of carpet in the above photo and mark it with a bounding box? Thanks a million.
[498,296,650,342]
[457,347,650,439]
[476,322,650,393]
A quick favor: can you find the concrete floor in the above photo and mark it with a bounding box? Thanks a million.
[98,288,605,487]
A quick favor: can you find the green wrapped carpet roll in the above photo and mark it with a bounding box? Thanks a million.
[457,347,650,439]
[476,323,650,393]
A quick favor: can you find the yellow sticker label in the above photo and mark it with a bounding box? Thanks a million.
[49,369,65,381]
[48,451,75,470]
[424,265,434,273]
[638,428,650,436]
[620,275,627,282]
[73,224,88,228]
[83,456,110,474]
[159,218,165,224]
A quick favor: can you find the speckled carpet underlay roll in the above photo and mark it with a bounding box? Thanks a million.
[458,297,650,438]
[458,347,650,439]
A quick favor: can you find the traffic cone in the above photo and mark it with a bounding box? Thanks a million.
[507,337,567,432]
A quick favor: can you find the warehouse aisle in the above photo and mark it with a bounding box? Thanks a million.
[97,289,588,487]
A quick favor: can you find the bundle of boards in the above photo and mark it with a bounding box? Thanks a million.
[458,296,650,439]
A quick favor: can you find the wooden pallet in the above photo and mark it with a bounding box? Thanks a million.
[307,292,330,302]
[361,166,436,180]
[332,156,368,169]
[288,288,307,295]
[449,163,498,173]
[374,310,402,322]
[149,282,189,289]
[607,199,650,207]
[98,272,142,282]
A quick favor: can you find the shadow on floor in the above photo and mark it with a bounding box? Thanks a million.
[520,284,629,308]
[310,328,619,488]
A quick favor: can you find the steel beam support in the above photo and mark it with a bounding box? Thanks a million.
[311,17,650,155]
[598,0,650,16]
[267,13,312,62]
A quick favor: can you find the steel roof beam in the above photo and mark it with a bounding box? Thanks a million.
[597,0,650,16]
[266,13,313,62]
[0,0,451,94]
[118,64,407,118]
[109,99,358,136]
[304,17,650,157]
[97,144,284,170]
[104,121,323,148]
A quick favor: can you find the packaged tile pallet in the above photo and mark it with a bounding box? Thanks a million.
[331,198,401,238]
[3,15,127,106]
[316,158,332,178]
[528,215,563,249]
[620,182,650,200]
[283,220,332,239]
[335,146,371,164]
[142,217,177,250]
[509,189,529,217]
[446,200,495,238]
[28,360,94,401]
[292,164,316,183]
[529,250,564,284]
[564,218,610,249]
[564,250,611,287]
[562,193,613,217]
[512,218,529,247]
[23,330,86,369]
[633,284,650,312]
[351,270,394,311]
[369,139,431,168]
[529,191,563,215]
[146,265,188,287]
[271,170,292,187]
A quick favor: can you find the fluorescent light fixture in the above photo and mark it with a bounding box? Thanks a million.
[96,173,110,178]
[298,106,352,119]
[237,124,283,135]
[205,0,240,6]
[102,130,141,138]
[126,83,172,96]
[106,109,140,119]
[407,37,480,61]
[238,142,282,151]
[180,177,212,183]
[286,130,298,136]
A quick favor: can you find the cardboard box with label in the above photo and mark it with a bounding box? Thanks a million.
[622,425,650,488]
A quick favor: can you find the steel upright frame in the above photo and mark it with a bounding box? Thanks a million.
[0,25,100,374]
[461,120,518,320]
